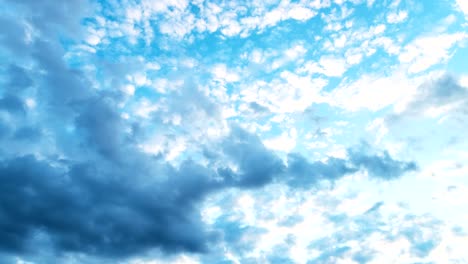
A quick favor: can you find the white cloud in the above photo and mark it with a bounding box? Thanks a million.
[372,36,400,55]
[310,0,332,9]
[159,14,196,38]
[126,7,143,22]
[122,84,136,95]
[132,73,151,86]
[139,134,186,161]
[460,75,468,87]
[372,24,386,35]
[366,118,388,144]
[25,98,36,109]
[221,20,242,37]
[301,57,348,77]
[389,0,402,8]
[334,34,347,48]
[249,49,265,64]
[270,44,307,69]
[85,28,105,46]
[212,64,240,83]
[455,0,468,16]
[386,10,408,24]
[288,6,316,21]
[285,44,307,60]
[328,72,417,112]
[146,62,161,71]
[239,72,326,113]
[263,128,297,152]
[399,33,466,74]
[343,45,365,65]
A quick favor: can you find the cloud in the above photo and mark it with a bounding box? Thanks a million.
[101,0,320,40]
[327,71,415,112]
[74,98,128,161]
[286,144,416,188]
[386,10,408,24]
[348,143,418,179]
[398,33,466,74]
[0,155,218,257]
[389,74,468,121]
[301,57,348,77]
[219,125,286,188]
[0,33,418,258]
[1,0,450,262]
[0,1,220,258]
[0,108,417,260]
[455,0,468,16]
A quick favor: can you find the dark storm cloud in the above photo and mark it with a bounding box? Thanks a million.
[0,155,216,257]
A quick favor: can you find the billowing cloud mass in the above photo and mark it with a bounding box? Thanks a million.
[0,0,467,263]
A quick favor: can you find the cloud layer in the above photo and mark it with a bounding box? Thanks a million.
[1,0,467,263]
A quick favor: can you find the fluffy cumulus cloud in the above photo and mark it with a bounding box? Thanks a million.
[0,0,467,263]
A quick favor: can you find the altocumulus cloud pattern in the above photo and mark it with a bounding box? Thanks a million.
[0,0,467,263]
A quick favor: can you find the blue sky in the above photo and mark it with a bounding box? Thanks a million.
[0,0,468,263]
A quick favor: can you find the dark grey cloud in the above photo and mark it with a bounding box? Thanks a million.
[286,154,356,188]
[221,125,286,188]
[286,143,417,188]
[348,144,418,179]
[0,155,216,257]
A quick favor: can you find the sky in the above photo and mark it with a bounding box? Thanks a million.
[0,0,467,263]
